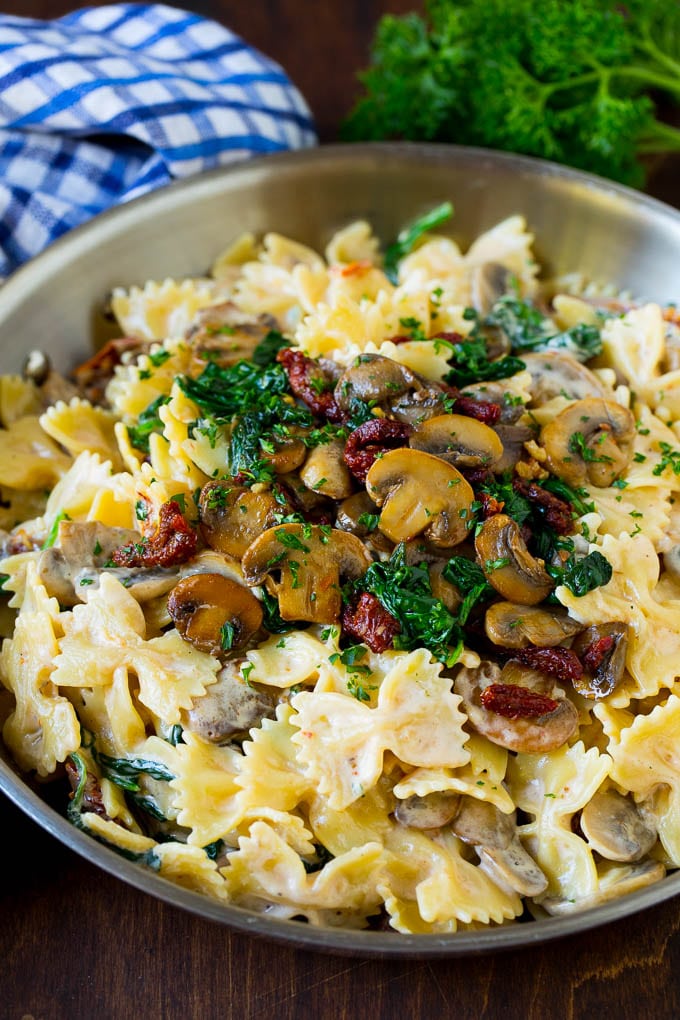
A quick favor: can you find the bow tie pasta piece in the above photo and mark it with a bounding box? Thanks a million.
[169,731,243,847]
[557,533,680,706]
[1,563,80,775]
[110,279,216,342]
[245,631,331,689]
[221,820,385,920]
[52,573,219,724]
[43,450,133,529]
[290,649,470,811]
[598,693,680,866]
[506,741,611,912]
[0,415,72,491]
[237,703,313,813]
[601,304,666,390]
[76,665,147,757]
[393,733,515,815]
[153,842,231,903]
[379,827,523,932]
[40,398,122,470]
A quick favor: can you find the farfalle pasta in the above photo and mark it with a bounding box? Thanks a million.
[2,206,680,936]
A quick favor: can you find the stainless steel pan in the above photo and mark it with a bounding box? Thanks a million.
[2,143,679,956]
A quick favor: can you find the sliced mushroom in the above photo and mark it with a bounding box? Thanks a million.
[455,660,579,753]
[366,448,475,547]
[334,354,447,425]
[580,788,657,863]
[335,491,393,555]
[470,263,512,318]
[22,350,80,407]
[475,514,553,605]
[485,601,585,648]
[299,437,354,499]
[182,659,274,742]
[167,573,263,657]
[186,302,280,367]
[241,523,372,623]
[199,482,282,560]
[450,797,549,897]
[394,791,460,829]
[541,398,635,488]
[540,860,665,916]
[571,623,629,699]
[37,520,177,606]
[461,382,525,424]
[261,435,307,475]
[409,414,503,470]
[493,423,534,473]
[523,352,607,406]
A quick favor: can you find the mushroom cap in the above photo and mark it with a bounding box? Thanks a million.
[199,482,282,560]
[580,788,657,863]
[299,437,354,500]
[182,660,274,742]
[334,354,447,425]
[167,572,263,657]
[485,601,585,648]
[409,413,504,470]
[366,448,475,547]
[455,660,579,753]
[470,263,512,318]
[541,397,635,488]
[394,791,461,830]
[241,523,372,623]
[474,514,553,605]
[523,352,607,406]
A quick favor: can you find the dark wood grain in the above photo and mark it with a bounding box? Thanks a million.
[2,3,680,1018]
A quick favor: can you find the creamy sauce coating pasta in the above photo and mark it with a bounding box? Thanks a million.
[2,212,680,934]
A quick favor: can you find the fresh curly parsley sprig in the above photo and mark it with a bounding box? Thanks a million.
[343,0,680,186]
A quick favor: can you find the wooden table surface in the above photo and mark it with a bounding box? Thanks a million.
[3,3,680,1018]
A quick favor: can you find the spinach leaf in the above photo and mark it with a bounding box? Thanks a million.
[384,201,453,283]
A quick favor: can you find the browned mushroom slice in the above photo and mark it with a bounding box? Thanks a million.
[493,424,534,473]
[470,263,512,319]
[182,660,274,742]
[198,482,281,560]
[541,398,635,488]
[241,523,372,623]
[409,414,504,470]
[299,437,354,499]
[522,352,607,406]
[167,573,263,657]
[475,514,553,605]
[37,520,177,606]
[455,660,579,753]
[260,435,307,476]
[449,797,548,896]
[365,448,475,547]
[186,302,280,367]
[580,788,657,863]
[485,601,585,648]
[394,791,461,829]
[335,491,393,555]
[334,354,447,425]
[571,623,629,699]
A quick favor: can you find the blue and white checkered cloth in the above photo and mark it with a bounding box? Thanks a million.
[0,3,317,278]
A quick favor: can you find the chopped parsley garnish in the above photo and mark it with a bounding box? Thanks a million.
[653,441,680,476]
[443,308,525,388]
[568,431,614,464]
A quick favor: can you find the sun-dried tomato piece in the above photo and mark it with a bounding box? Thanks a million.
[512,477,574,535]
[344,418,413,483]
[480,683,559,719]
[451,393,502,426]
[111,500,197,568]
[276,348,344,423]
[581,635,615,672]
[513,646,584,683]
[342,592,400,653]
[65,759,109,818]
[73,336,149,404]
[478,492,504,518]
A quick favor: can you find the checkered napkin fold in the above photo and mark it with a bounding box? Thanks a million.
[0,3,317,278]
